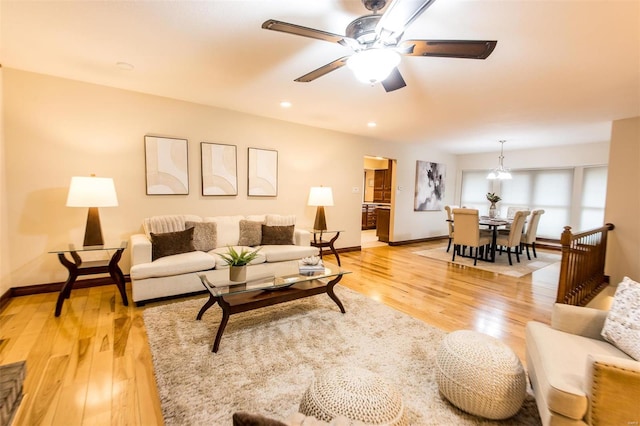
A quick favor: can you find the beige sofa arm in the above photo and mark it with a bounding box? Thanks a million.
[130,233,152,266]
[551,303,609,341]
[294,229,311,246]
[585,354,640,425]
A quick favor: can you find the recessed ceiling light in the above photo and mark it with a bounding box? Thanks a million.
[367,121,377,128]
[280,101,292,108]
[116,62,134,71]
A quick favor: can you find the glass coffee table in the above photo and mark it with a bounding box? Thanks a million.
[197,261,350,353]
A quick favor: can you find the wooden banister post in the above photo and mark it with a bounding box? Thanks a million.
[557,226,573,303]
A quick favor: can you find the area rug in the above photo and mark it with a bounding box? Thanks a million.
[413,245,560,277]
[143,288,541,425]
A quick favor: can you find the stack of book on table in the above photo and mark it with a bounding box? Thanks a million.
[298,259,324,275]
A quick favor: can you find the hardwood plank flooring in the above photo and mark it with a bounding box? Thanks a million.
[0,240,560,425]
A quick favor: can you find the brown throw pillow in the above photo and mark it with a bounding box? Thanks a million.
[185,221,217,252]
[238,220,263,247]
[261,225,294,245]
[150,227,195,261]
[232,412,287,426]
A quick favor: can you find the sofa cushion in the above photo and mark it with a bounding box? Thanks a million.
[211,246,266,269]
[245,215,266,223]
[232,412,287,426]
[186,221,217,252]
[259,245,319,262]
[204,215,244,247]
[150,228,195,261]
[265,214,296,226]
[525,321,632,420]
[130,251,216,280]
[261,225,295,245]
[601,276,640,360]
[143,214,201,238]
[238,220,262,247]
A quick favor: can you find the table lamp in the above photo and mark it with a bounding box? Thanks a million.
[308,186,334,231]
[66,175,118,246]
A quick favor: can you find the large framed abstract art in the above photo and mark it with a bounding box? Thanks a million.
[144,136,189,195]
[201,142,238,196]
[414,160,446,211]
[247,147,278,197]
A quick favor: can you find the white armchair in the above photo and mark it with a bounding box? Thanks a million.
[526,303,640,425]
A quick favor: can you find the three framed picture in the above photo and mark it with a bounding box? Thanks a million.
[144,136,277,196]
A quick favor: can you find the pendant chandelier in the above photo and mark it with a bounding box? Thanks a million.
[487,140,512,180]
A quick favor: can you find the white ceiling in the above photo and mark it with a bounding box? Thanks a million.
[2,0,639,154]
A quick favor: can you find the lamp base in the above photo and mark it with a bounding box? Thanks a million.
[83,207,104,247]
[314,206,327,231]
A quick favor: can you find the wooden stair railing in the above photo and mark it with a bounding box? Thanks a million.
[557,223,615,306]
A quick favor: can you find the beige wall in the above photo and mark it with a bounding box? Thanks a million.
[2,67,630,292]
[605,117,640,285]
[3,69,380,287]
[363,141,459,242]
[0,68,10,297]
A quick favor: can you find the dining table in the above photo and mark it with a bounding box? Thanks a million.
[478,217,510,263]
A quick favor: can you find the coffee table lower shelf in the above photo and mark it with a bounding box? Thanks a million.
[196,275,346,353]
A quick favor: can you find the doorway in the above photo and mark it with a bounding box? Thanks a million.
[361,156,395,248]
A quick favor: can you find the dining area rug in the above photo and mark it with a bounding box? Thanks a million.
[143,287,541,425]
[413,245,561,277]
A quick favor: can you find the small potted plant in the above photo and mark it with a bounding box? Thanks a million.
[486,192,502,218]
[219,246,261,282]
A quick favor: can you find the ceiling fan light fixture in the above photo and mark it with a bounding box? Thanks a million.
[347,49,400,85]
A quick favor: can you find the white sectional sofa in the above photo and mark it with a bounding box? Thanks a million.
[129,214,319,304]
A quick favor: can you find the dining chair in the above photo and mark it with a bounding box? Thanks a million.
[520,209,545,260]
[444,205,458,252]
[506,206,530,220]
[451,208,492,266]
[496,210,530,265]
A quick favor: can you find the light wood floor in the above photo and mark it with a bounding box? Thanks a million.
[0,240,560,426]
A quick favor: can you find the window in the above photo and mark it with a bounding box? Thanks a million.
[461,166,605,239]
[459,171,492,211]
[580,166,607,231]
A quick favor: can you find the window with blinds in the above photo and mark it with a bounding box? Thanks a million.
[461,166,606,239]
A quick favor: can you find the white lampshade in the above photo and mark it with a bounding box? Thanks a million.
[347,49,401,85]
[66,176,118,207]
[66,175,118,246]
[308,186,334,207]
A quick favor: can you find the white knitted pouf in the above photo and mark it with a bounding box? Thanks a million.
[299,367,407,425]
[436,330,526,420]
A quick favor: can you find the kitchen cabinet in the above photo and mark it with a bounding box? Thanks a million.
[361,204,377,230]
[376,207,390,242]
[373,162,393,203]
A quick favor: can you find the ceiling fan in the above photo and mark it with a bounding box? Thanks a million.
[262,0,497,92]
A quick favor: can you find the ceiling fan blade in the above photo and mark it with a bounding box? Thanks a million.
[381,68,407,92]
[376,0,437,44]
[262,19,357,48]
[399,40,497,59]
[294,57,350,83]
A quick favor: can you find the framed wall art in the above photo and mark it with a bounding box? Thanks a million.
[414,160,446,211]
[201,142,238,196]
[144,135,189,195]
[247,147,278,197]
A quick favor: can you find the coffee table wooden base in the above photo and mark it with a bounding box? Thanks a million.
[196,275,345,353]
